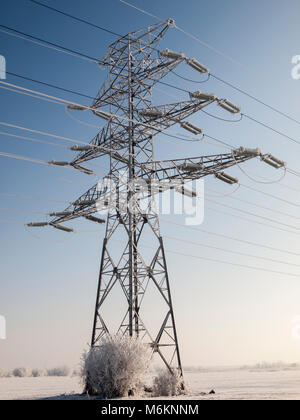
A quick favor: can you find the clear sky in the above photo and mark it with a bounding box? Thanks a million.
[1,0,300,370]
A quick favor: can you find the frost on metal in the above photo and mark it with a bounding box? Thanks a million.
[82,335,151,398]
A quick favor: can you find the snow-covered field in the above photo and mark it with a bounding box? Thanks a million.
[0,368,300,400]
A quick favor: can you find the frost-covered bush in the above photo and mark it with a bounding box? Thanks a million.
[32,368,45,377]
[153,369,186,397]
[47,366,70,377]
[82,335,151,398]
[0,369,11,378]
[13,367,30,378]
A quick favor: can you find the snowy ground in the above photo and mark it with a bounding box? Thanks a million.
[1,368,300,400]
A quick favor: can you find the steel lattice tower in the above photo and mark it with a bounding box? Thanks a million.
[29,19,283,377]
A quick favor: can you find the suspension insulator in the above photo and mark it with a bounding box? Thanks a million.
[215,172,239,185]
[76,200,97,207]
[234,147,261,157]
[180,121,203,135]
[160,48,185,60]
[175,186,197,197]
[179,163,204,171]
[49,212,73,217]
[27,222,48,227]
[139,109,164,118]
[190,90,217,101]
[218,99,241,114]
[72,165,94,175]
[92,110,113,121]
[186,58,209,74]
[261,154,286,169]
[85,215,106,224]
[48,161,69,167]
[67,104,87,111]
[51,224,74,233]
[70,145,95,152]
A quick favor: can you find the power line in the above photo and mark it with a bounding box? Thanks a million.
[7,71,96,100]
[207,205,300,237]
[0,24,100,63]
[0,146,297,236]
[171,69,211,84]
[0,121,95,146]
[6,74,297,161]
[163,234,300,269]
[0,150,103,178]
[3,24,300,149]
[206,187,300,222]
[0,80,234,149]
[201,108,243,123]
[3,81,300,208]
[0,151,74,168]
[120,1,300,129]
[2,199,299,268]
[119,0,161,20]
[205,195,300,231]
[210,74,300,127]
[174,66,300,128]
[28,0,122,37]
[0,130,67,149]
[2,34,300,231]
[0,192,70,204]
[143,242,300,279]
[0,207,46,215]
[243,114,300,147]
[7,2,300,134]
[7,72,226,147]
[163,220,300,258]
[240,183,300,210]
[0,219,26,225]
[1,213,298,277]
[287,168,300,178]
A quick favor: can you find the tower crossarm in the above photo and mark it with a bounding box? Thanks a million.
[134,98,216,135]
[48,177,114,225]
[45,148,261,225]
[139,148,262,183]
[69,98,216,166]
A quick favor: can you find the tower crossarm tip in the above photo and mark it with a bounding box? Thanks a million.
[45,176,114,225]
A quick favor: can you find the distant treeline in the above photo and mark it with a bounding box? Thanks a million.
[0,366,80,378]
[184,362,300,373]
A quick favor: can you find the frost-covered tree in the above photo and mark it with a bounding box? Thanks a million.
[31,368,46,377]
[13,367,30,378]
[47,366,70,377]
[82,335,151,398]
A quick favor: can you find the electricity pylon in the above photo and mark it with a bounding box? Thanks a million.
[28,19,285,377]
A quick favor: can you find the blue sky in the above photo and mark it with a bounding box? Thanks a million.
[1,0,300,369]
